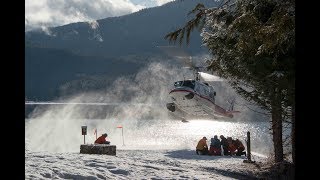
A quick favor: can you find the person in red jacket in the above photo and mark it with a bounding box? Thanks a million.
[227,137,237,155]
[234,138,246,156]
[94,133,110,144]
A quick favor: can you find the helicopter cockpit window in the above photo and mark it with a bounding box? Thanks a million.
[174,81,183,87]
[182,80,195,89]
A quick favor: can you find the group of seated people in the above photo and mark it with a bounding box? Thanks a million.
[196,135,246,156]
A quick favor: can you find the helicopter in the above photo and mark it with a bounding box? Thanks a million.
[159,46,240,121]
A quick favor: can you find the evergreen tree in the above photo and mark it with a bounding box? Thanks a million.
[165,0,295,163]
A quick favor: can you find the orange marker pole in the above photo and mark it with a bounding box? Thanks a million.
[122,127,125,146]
[117,125,125,146]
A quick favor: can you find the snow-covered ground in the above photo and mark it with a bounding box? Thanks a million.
[26,116,270,179]
[26,148,267,179]
[24,62,285,179]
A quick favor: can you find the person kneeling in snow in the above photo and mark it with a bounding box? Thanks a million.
[234,139,246,156]
[227,137,237,156]
[95,133,110,144]
[209,135,221,156]
[196,137,208,155]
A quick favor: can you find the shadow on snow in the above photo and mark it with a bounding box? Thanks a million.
[164,149,259,179]
[164,149,247,160]
[203,167,260,180]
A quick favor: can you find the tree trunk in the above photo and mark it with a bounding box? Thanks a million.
[291,104,295,164]
[271,94,284,163]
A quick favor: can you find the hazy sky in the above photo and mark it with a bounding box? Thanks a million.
[25,0,174,31]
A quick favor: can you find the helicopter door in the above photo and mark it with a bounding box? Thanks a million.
[194,82,201,94]
[209,86,215,102]
[196,83,210,97]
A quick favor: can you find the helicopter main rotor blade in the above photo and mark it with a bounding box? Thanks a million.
[157,46,196,68]
[175,56,195,68]
[199,72,224,81]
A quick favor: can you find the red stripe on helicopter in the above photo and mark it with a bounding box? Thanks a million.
[169,89,214,104]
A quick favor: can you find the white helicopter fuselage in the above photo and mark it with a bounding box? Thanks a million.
[167,80,233,119]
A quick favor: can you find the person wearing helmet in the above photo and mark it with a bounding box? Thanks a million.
[234,139,246,156]
[196,136,208,155]
[227,137,237,155]
[209,135,221,156]
[220,135,229,155]
[94,133,110,144]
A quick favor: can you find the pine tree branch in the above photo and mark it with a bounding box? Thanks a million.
[164,3,206,46]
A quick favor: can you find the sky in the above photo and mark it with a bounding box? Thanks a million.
[25,0,174,31]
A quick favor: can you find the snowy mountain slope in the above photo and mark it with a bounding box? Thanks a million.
[25,0,219,57]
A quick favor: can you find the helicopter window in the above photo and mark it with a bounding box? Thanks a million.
[209,92,215,99]
[182,80,195,89]
[174,81,183,87]
[198,83,210,96]
[209,86,214,92]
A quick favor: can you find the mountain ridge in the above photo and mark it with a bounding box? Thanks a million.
[25,0,220,100]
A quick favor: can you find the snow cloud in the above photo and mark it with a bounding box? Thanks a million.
[25,60,272,153]
[25,62,181,152]
[25,0,145,31]
[154,0,174,6]
[130,0,174,7]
